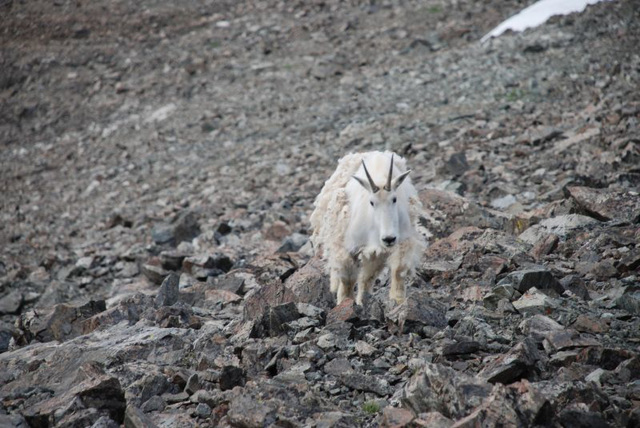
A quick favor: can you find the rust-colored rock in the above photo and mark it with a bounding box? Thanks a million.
[326,298,362,325]
[285,255,334,309]
[381,407,415,428]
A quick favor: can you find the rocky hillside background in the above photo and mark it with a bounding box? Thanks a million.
[1,0,639,426]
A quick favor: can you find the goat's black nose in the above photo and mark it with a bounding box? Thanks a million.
[382,236,397,246]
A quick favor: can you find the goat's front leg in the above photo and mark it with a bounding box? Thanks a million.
[389,265,408,304]
[333,268,355,304]
[355,256,384,305]
[336,276,355,304]
[330,269,340,294]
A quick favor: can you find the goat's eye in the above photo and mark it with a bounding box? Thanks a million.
[370,201,374,207]
[392,197,397,203]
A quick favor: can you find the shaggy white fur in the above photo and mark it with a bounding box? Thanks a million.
[310,151,425,305]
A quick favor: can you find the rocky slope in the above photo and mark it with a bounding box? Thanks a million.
[1,0,639,426]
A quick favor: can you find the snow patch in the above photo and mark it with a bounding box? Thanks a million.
[481,0,614,43]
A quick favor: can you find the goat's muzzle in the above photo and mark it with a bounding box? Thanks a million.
[382,236,397,247]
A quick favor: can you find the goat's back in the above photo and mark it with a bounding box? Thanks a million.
[310,153,365,252]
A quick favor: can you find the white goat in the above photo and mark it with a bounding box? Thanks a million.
[310,151,425,305]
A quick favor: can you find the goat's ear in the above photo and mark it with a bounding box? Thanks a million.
[392,170,411,190]
[352,175,371,192]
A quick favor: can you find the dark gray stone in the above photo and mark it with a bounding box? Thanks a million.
[173,211,201,244]
[91,416,121,428]
[478,338,542,384]
[141,262,170,285]
[136,373,170,405]
[124,405,158,428]
[151,223,175,246]
[0,289,23,315]
[208,273,245,295]
[388,290,447,335]
[498,268,564,295]
[185,373,201,395]
[219,366,245,391]
[277,233,309,253]
[159,250,187,271]
[141,395,166,413]
[615,285,640,315]
[0,414,28,428]
[251,302,301,338]
[560,275,591,300]
[558,407,611,428]
[324,358,353,376]
[444,151,469,177]
[441,340,481,357]
[155,272,179,307]
[195,402,212,418]
[151,212,201,247]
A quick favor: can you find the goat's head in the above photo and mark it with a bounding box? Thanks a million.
[353,154,411,248]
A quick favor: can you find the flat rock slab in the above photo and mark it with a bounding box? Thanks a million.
[452,380,549,427]
[24,362,126,426]
[567,186,640,223]
[414,412,454,427]
[512,287,559,314]
[418,188,529,236]
[518,314,564,343]
[226,394,277,428]
[16,300,106,344]
[572,314,609,334]
[341,372,392,396]
[498,268,563,295]
[543,329,601,353]
[519,215,600,245]
[324,358,354,376]
[441,340,481,358]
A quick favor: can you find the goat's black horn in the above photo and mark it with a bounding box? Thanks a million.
[385,154,394,191]
[362,160,379,193]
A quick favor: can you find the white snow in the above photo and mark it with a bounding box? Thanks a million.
[481,0,613,43]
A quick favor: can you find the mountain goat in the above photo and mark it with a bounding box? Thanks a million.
[310,151,425,305]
